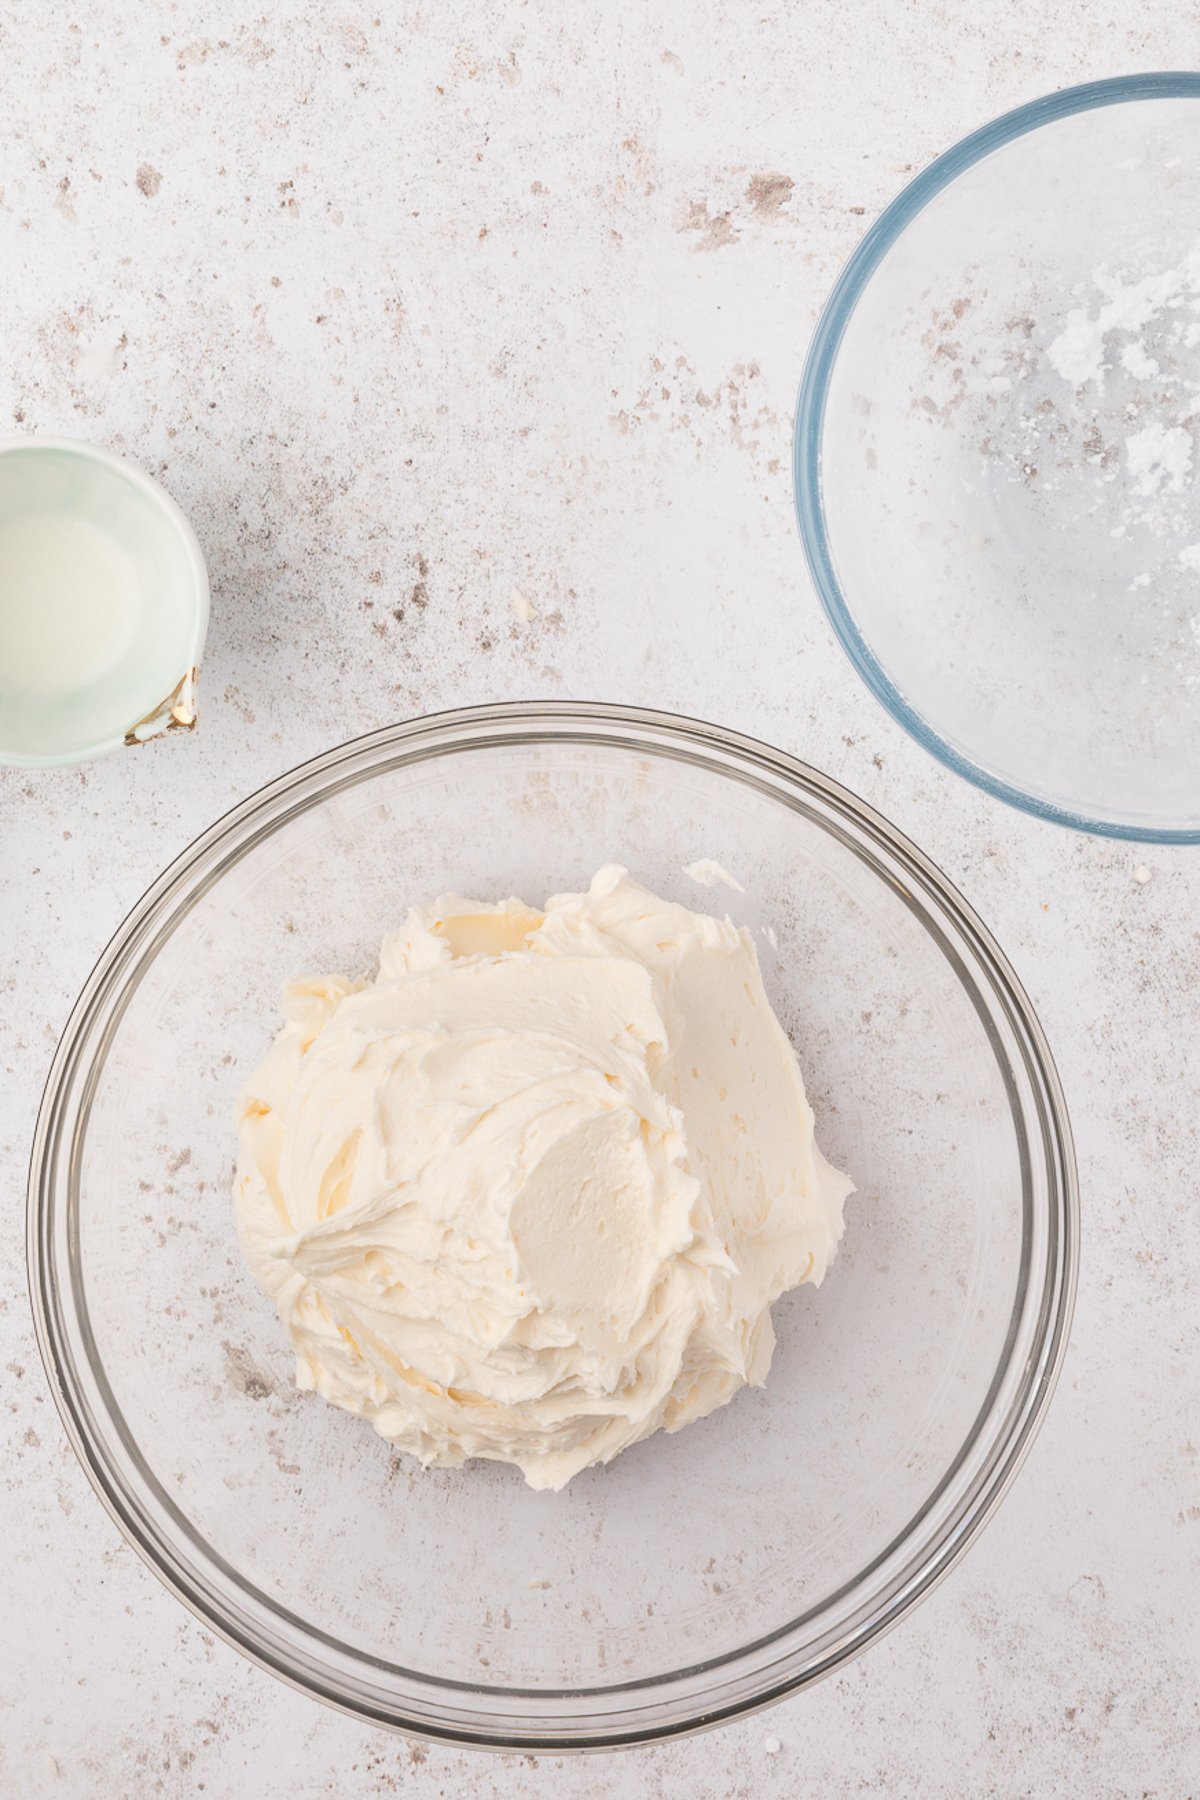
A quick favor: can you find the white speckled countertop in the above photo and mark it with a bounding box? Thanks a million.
[3,5,1199,1795]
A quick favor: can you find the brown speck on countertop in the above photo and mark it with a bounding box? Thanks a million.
[678,198,737,251]
[745,171,794,218]
[135,163,162,197]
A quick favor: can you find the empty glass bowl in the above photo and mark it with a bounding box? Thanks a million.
[29,705,1077,1747]
[796,75,1200,840]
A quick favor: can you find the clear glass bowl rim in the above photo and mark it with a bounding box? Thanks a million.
[27,702,1079,1750]
[793,72,1200,845]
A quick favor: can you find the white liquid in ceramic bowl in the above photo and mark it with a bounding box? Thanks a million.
[0,515,141,695]
[0,438,209,765]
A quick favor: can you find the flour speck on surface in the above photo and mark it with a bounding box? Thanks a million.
[1125,420,1194,498]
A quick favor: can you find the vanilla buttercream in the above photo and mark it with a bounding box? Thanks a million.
[234,865,852,1489]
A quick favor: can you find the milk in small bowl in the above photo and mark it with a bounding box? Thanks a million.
[0,437,208,765]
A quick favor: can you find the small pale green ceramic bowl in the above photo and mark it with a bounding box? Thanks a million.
[0,436,209,766]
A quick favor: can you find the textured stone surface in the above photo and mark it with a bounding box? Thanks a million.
[2,4,1199,1794]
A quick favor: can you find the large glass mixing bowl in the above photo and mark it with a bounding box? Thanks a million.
[29,704,1077,1748]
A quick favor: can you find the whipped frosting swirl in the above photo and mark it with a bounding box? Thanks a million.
[235,865,852,1489]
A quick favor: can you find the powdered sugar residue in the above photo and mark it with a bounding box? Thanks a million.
[1126,421,1194,497]
[1046,249,1200,390]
